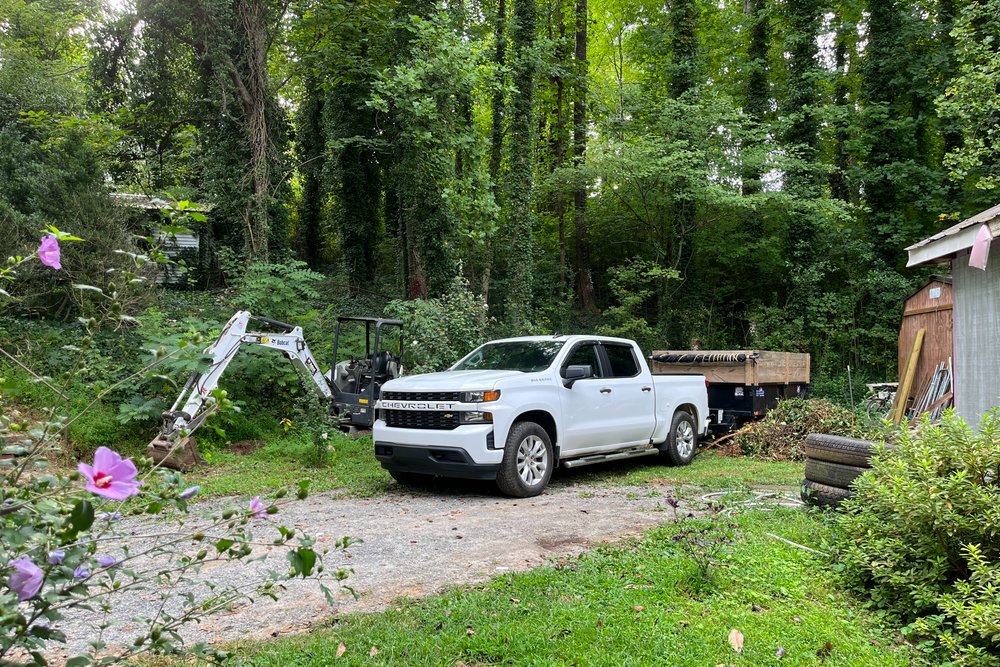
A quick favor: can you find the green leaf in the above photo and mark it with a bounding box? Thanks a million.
[295,548,316,576]
[66,499,94,541]
[214,539,234,553]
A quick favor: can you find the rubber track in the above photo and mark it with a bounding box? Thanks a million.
[804,433,893,467]
[805,458,868,488]
[801,479,853,508]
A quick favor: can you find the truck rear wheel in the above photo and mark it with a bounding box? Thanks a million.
[660,410,697,466]
[496,421,553,498]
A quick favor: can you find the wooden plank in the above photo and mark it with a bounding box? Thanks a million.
[903,304,954,317]
[891,328,925,426]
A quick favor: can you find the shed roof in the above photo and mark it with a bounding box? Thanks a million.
[906,202,1000,267]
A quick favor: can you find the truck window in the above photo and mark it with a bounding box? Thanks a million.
[451,341,565,372]
[561,343,604,378]
[603,343,640,377]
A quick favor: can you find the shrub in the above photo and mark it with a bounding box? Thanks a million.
[386,273,493,373]
[832,410,1000,666]
[729,398,889,460]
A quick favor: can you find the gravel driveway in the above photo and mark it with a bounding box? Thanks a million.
[51,481,691,657]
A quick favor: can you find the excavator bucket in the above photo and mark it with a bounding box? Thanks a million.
[147,435,205,472]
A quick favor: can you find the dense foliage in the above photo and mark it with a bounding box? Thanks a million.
[833,411,1000,666]
[3,0,1000,390]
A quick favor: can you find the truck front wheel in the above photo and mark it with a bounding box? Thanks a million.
[496,422,553,498]
[660,411,697,466]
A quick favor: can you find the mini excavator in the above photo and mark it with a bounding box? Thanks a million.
[147,311,403,470]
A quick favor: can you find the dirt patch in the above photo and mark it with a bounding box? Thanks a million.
[229,440,266,455]
[536,535,589,550]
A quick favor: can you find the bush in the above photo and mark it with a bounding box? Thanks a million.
[832,410,1000,666]
[386,273,493,373]
[729,398,889,460]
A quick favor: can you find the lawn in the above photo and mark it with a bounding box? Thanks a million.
[183,432,804,500]
[219,507,916,667]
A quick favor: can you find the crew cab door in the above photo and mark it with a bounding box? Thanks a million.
[600,342,657,446]
[558,341,616,452]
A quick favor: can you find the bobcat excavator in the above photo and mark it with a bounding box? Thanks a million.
[148,311,403,471]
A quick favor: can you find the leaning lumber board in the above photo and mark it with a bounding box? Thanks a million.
[891,328,924,426]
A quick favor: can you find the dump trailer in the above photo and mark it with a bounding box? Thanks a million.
[650,350,810,434]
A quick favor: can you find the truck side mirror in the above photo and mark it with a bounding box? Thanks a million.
[563,364,593,388]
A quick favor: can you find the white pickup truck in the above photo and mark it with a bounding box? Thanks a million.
[372,335,709,497]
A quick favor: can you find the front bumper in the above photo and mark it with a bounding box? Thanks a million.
[374,442,501,480]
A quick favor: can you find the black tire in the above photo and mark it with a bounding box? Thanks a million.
[388,470,434,486]
[659,411,698,466]
[804,433,892,467]
[801,479,853,507]
[496,421,554,498]
[804,458,868,488]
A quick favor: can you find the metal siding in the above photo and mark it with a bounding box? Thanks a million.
[953,256,1000,424]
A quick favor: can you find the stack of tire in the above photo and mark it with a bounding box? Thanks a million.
[801,434,888,507]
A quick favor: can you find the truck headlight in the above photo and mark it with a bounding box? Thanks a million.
[461,411,493,423]
[462,390,500,403]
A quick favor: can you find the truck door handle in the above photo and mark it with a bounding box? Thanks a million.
[600,387,612,394]
[641,386,652,392]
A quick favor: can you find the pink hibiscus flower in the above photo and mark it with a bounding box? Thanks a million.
[37,235,61,270]
[8,557,43,601]
[249,496,268,518]
[78,447,141,500]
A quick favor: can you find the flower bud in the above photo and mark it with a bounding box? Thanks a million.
[193,531,205,541]
[266,505,279,515]
[274,488,287,499]
[107,282,116,293]
[222,510,235,520]
[196,549,207,560]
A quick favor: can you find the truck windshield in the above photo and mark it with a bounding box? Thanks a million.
[451,341,565,372]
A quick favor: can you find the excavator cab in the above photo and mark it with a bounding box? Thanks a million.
[328,317,404,431]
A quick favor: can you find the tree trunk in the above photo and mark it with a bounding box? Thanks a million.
[297,75,325,268]
[483,0,508,303]
[573,0,597,313]
[240,0,270,263]
[505,0,538,324]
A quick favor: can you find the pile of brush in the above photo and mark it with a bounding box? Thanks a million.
[719,398,889,461]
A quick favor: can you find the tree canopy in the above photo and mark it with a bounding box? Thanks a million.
[3,0,999,386]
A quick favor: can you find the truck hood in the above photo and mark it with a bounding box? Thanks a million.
[382,370,526,392]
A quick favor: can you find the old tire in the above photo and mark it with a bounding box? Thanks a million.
[660,411,697,467]
[804,433,889,467]
[804,458,868,488]
[801,479,853,507]
[388,470,434,486]
[496,421,553,498]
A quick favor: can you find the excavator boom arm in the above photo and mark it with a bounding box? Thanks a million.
[160,311,332,439]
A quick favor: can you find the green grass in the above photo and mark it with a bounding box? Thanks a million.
[183,439,803,501]
[185,432,395,499]
[223,508,916,666]
[551,451,804,492]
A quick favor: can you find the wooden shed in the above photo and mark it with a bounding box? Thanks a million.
[897,276,953,409]
[906,202,1000,424]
